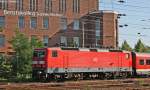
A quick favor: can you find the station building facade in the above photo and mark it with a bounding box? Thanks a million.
[0,0,118,54]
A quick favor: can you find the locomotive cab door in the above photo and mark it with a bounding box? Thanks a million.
[63,52,69,73]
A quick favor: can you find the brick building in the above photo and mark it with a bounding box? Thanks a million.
[0,0,118,54]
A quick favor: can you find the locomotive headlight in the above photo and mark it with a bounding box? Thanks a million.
[38,71,42,74]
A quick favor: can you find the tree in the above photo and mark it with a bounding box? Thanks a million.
[9,30,43,78]
[30,36,43,49]
[121,40,132,51]
[145,46,150,53]
[0,54,11,79]
[0,27,3,32]
[134,39,147,53]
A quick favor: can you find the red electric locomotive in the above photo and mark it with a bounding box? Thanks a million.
[32,47,150,80]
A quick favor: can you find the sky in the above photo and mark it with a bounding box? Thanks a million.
[99,0,150,48]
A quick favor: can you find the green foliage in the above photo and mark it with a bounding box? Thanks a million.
[121,40,132,51]
[30,37,43,49]
[134,39,147,53]
[145,46,150,53]
[9,30,44,78]
[0,54,12,79]
[0,27,3,32]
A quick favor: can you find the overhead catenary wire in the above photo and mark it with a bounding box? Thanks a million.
[1,0,149,46]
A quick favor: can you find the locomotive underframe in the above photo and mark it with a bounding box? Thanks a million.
[32,67,133,81]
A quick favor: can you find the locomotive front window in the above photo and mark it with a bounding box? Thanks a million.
[52,50,58,57]
[139,59,144,65]
[146,60,150,65]
[33,50,45,58]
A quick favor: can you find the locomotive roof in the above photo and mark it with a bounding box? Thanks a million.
[45,47,126,52]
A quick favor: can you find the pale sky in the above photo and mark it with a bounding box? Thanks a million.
[100,0,150,48]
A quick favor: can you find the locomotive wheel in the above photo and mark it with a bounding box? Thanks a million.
[98,73,105,80]
[121,72,128,79]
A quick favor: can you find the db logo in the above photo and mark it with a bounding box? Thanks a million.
[93,57,98,62]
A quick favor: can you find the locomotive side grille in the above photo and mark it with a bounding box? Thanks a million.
[32,61,45,64]
[33,61,38,64]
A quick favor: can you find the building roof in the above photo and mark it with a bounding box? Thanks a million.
[88,10,118,15]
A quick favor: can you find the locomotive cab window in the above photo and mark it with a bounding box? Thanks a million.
[52,50,58,57]
[146,60,150,65]
[139,59,144,65]
[125,53,130,59]
[33,50,45,58]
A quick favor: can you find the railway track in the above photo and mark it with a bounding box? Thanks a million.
[1,78,150,90]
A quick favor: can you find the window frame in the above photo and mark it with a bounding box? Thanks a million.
[73,19,80,30]
[18,16,25,29]
[0,0,8,10]
[60,17,67,30]
[73,0,80,13]
[59,0,67,12]
[43,17,49,29]
[139,59,144,65]
[33,50,46,58]
[30,0,38,11]
[30,17,37,29]
[0,16,5,28]
[45,0,52,13]
[52,50,58,57]
[43,35,49,47]
[0,35,5,47]
[146,59,150,65]
[16,0,24,11]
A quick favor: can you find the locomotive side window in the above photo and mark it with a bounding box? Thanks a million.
[125,53,130,59]
[52,50,58,57]
[146,60,150,65]
[139,59,144,65]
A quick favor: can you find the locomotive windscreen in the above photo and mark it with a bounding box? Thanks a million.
[33,50,46,58]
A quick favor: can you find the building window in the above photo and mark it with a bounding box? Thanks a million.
[45,0,52,13]
[96,30,100,37]
[60,36,67,46]
[95,19,100,31]
[30,0,38,11]
[43,17,49,29]
[0,16,5,28]
[43,36,49,47]
[60,18,67,30]
[0,0,8,10]
[68,38,74,47]
[146,60,150,65]
[59,0,66,12]
[30,17,37,29]
[139,59,144,65]
[95,19,100,47]
[73,19,80,30]
[18,16,25,29]
[73,37,79,47]
[16,0,23,10]
[0,35,5,47]
[73,0,80,13]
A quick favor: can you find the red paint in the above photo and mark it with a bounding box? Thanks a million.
[33,48,133,69]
